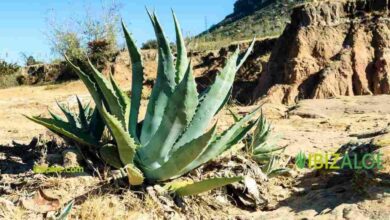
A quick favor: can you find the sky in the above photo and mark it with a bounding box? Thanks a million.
[0,0,235,64]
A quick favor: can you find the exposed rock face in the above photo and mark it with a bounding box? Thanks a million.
[255,0,390,104]
[20,62,78,85]
[193,38,277,104]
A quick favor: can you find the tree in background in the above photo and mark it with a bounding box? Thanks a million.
[141,39,158,50]
[46,0,122,70]
[20,53,43,66]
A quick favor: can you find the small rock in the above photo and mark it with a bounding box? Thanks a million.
[343,205,369,220]
[292,187,307,195]
[215,195,229,204]
[153,184,166,195]
[62,148,83,168]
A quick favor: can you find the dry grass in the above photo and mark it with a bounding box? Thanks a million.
[74,189,165,219]
[0,205,34,220]
[0,72,22,89]
[78,195,140,220]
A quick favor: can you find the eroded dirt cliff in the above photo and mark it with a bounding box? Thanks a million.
[256,0,390,104]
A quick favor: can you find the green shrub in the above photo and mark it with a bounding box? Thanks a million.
[141,39,158,49]
[20,53,43,66]
[244,110,289,177]
[0,71,22,89]
[0,60,19,76]
[87,39,117,71]
[0,60,21,89]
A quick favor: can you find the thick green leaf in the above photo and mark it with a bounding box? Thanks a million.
[124,163,144,185]
[100,144,123,169]
[89,108,105,141]
[253,152,274,162]
[237,39,255,69]
[180,107,260,174]
[251,110,271,153]
[55,200,74,220]
[83,102,92,119]
[146,8,156,26]
[267,168,290,178]
[225,119,257,149]
[140,11,176,144]
[174,176,243,196]
[109,73,131,130]
[228,109,240,122]
[215,87,232,116]
[144,123,217,181]
[122,21,144,140]
[25,116,98,146]
[149,12,176,84]
[253,144,286,156]
[172,11,188,83]
[48,110,65,122]
[64,56,104,111]
[174,47,244,149]
[56,101,78,127]
[139,64,198,167]
[76,96,88,130]
[173,43,256,153]
[86,59,126,128]
[262,154,289,178]
[100,107,137,165]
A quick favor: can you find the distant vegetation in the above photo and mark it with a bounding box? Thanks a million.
[192,0,311,51]
[0,60,22,88]
[46,1,121,71]
[20,53,43,66]
[141,39,158,49]
[0,60,19,75]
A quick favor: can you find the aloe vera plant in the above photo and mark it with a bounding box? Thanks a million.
[246,111,289,177]
[28,11,258,190]
[26,97,104,147]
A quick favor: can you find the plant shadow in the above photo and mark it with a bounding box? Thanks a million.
[276,169,390,214]
[0,137,89,178]
[0,138,40,174]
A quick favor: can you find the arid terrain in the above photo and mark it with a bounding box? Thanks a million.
[1,78,389,219]
[1,0,390,219]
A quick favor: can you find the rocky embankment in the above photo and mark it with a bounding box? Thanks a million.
[256,0,390,104]
[20,0,390,105]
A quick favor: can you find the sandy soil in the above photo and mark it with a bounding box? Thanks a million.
[0,82,389,219]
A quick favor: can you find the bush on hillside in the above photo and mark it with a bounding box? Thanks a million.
[0,60,22,89]
[0,60,20,76]
[141,39,158,49]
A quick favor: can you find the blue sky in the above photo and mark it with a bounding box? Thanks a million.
[0,0,235,64]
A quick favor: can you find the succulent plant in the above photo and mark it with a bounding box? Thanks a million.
[243,110,289,177]
[247,111,282,161]
[26,97,104,147]
[28,11,258,191]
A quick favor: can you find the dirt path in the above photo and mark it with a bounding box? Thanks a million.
[0,81,91,144]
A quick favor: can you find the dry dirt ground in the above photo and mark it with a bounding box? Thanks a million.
[0,81,389,219]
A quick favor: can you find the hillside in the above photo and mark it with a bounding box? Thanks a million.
[255,0,390,104]
[198,0,311,41]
